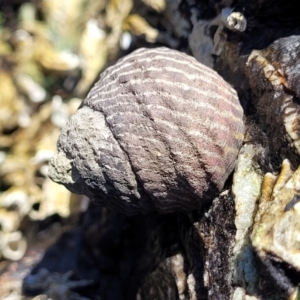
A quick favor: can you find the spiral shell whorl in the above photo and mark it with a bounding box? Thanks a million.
[49,47,244,215]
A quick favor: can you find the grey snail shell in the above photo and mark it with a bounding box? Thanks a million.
[49,47,245,215]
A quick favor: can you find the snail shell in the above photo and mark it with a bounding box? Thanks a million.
[49,47,245,215]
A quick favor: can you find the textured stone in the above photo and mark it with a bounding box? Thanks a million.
[251,159,300,298]
[231,143,264,292]
[49,47,244,215]
[244,35,300,168]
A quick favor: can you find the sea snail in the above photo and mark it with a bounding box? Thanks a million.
[49,47,245,215]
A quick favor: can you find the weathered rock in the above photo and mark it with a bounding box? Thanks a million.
[245,36,300,168]
[251,159,300,297]
[231,143,264,294]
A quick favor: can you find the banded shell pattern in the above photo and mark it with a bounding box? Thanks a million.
[49,47,245,215]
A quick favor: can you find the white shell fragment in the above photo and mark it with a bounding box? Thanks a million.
[221,8,247,32]
[0,231,27,261]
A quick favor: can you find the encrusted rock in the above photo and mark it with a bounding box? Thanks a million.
[231,143,264,293]
[245,35,300,167]
[49,47,245,215]
[251,159,300,297]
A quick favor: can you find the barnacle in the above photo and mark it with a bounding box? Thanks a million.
[251,159,300,296]
[246,36,300,158]
[221,8,247,32]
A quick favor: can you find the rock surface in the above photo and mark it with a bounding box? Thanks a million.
[1,0,300,299]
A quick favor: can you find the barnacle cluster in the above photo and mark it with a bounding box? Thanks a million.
[251,160,300,298]
[244,35,300,298]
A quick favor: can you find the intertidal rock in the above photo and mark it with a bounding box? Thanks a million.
[251,159,300,297]
[189,7,246,66]
[49,47,245,215]
[231,143,264,293]
[245,35,300,168]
